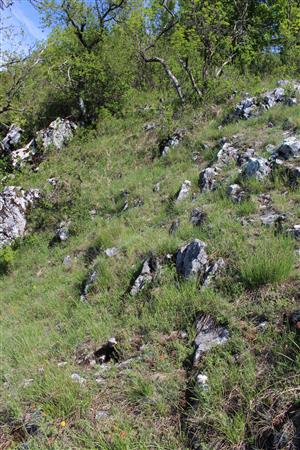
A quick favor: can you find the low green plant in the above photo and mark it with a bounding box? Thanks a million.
[239,234,295,288]
[0,246,15,275]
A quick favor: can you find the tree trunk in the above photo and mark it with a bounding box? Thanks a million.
[180,58,202,100]
[142,54,185,104]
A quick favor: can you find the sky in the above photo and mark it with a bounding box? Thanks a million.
[0,0,50,55]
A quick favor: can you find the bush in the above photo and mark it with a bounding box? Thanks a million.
[239,235,295,288]
[0,246,15,275]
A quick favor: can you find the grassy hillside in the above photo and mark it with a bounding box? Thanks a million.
[0,80,300,449]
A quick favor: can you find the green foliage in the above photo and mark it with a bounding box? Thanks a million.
[0,246,15,275]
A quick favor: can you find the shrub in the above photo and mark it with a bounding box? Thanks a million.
[239,235,295,288]
[0,246,15,275]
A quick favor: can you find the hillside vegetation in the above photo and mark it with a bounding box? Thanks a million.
[0,1,300,449]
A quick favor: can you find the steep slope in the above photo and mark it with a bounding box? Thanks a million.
[0,82,300,449]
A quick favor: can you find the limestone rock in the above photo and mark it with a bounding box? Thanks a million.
[227,184,246,202]
[199,167,218,192]
[234,96,258,119]
[233,82,300,120]
[194,314,229,365]
[1,124,23,152]
[260,213,286,226]
[203,258,226,286]
[55,221,69,242]
[196,374,209,391]
[130,256,159,295]
[71,373,86,385]
[104,247,120,257]
[176,239,209,279]
[80,270,98,301]
[160,129,186,156]
[10,139,37,168]
[0,186,40,249]
[273,138,300,160]
[287,225,300,240]
[176,180,191,202]
[242,157,271,180]
[289,311,300,332]
[36,118,77,150]
[190,208,206,226]
[216,142,238,166]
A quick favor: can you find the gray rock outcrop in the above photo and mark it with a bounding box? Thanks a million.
[130,257,159,296]
[190,208,206,226]
[272,138,300,161]
[242,157,271,180]
[80,270,98,301]
[160,129,186,156]
[199,167,219,192]
[176,180,191,202]
[36,118,77,150]
[233,81,300,120]
[227,184,246,202]
[1,124,23,152]
[0,186,40,249]
[176,239,209,279]
[217,142,239,166]
[194,314,229,365]
[10,139,37,168]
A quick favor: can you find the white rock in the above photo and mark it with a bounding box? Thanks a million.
[196,374,209,391]
[36,118,76,150]
[176,180,191,202]
[71,373,86,385]
[0,186,40,248]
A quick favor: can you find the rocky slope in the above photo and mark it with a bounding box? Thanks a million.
[0,80,299,450]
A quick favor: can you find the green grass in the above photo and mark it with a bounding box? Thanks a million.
[239,234,295,288]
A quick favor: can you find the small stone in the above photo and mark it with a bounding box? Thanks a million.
[56,222,69,242]
[196,374,209,391]
[94,337,119,364]
[176,180,191,202]
[104,247,120,257]
[95,376,106,384]
[216,142,238,166]
[289,311,300,332]
[71,373,86,385]
[260,213,286,226]
[63,255,72,266]
[153,182,161,192]
[23,379,34,387]
[0,186,40,249]
[227,184,246,202]
[194,314,229,365]
[48,177,58,186]
[160,129,186,156]
[130,256,159,296]
[199,167,218,192]
[190,208,206,226]
[10,139,37,168]
[80,270,98,301]
[287,225,300,239]
[203,258,226,286]
[95,410,109,420]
